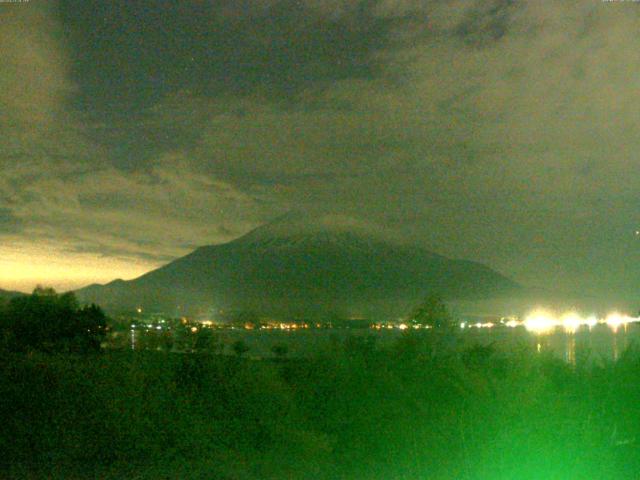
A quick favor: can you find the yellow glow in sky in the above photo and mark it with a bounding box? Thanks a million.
[0,243,157,293]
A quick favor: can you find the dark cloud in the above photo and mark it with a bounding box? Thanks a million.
[2,0,640,302]
[55,0,429,168]
[0,208,23,234]
[58,0,426,110]
[454,0,517,46]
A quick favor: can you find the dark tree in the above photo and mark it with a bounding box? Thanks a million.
[408,293,455,328]
[0,288,107,353]
[232,339,250,357]
[74,304,108,352]
[194,328,221,354]
[271,343,289,359]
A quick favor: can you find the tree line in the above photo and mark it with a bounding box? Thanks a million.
[0,287,107,353]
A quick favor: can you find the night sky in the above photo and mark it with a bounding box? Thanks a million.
[1,1,639,301]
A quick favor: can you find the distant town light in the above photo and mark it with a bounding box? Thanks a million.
[517,310,640,335]
[560,312,582,334]
[523,310,558,335]
[585,316,598,328]
[605,312,633,332]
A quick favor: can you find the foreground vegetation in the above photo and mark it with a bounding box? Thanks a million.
[0,288,106,353]
[2,333,640,479]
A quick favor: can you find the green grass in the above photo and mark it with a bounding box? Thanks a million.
[1,336,639,479]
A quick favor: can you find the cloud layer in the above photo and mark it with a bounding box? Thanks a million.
[1,0,639,300]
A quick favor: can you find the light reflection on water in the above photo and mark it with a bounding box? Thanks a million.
[130,329,136,350]
[464,323,638,364]
[121,323,640,362]
[566,335,576,365]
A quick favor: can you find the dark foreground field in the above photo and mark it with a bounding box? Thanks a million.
[2,334,640,480]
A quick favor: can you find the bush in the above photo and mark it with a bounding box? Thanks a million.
[0,288,106,353]
[3,333,640,479]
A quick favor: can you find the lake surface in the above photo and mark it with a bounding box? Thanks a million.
[456,323,640,364]
[126,323,640,363]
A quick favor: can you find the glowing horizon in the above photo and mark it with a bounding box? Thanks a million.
[0,244,156,293]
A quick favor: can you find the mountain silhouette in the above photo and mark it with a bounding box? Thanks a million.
[75,214,520,319]
[0,288,25,302]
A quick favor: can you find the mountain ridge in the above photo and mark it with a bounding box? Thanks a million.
[75,214,521,319]
[0,288,26,301]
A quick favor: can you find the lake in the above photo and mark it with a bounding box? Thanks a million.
[125,322,640,363]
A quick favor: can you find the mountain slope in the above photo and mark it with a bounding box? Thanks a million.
[76,214,520,318]
[0,288,25,303]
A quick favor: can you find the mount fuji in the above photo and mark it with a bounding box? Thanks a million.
[75,214,520,319]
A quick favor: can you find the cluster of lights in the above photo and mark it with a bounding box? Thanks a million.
[259,323,315,330]
[503,310,639,335]
[130,322,169,332]
[460,322,495,329]
[129,312,639,335]
[372,323,432,330]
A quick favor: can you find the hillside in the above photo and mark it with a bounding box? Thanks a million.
[0,288,25,302]
[76,214,520,319]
